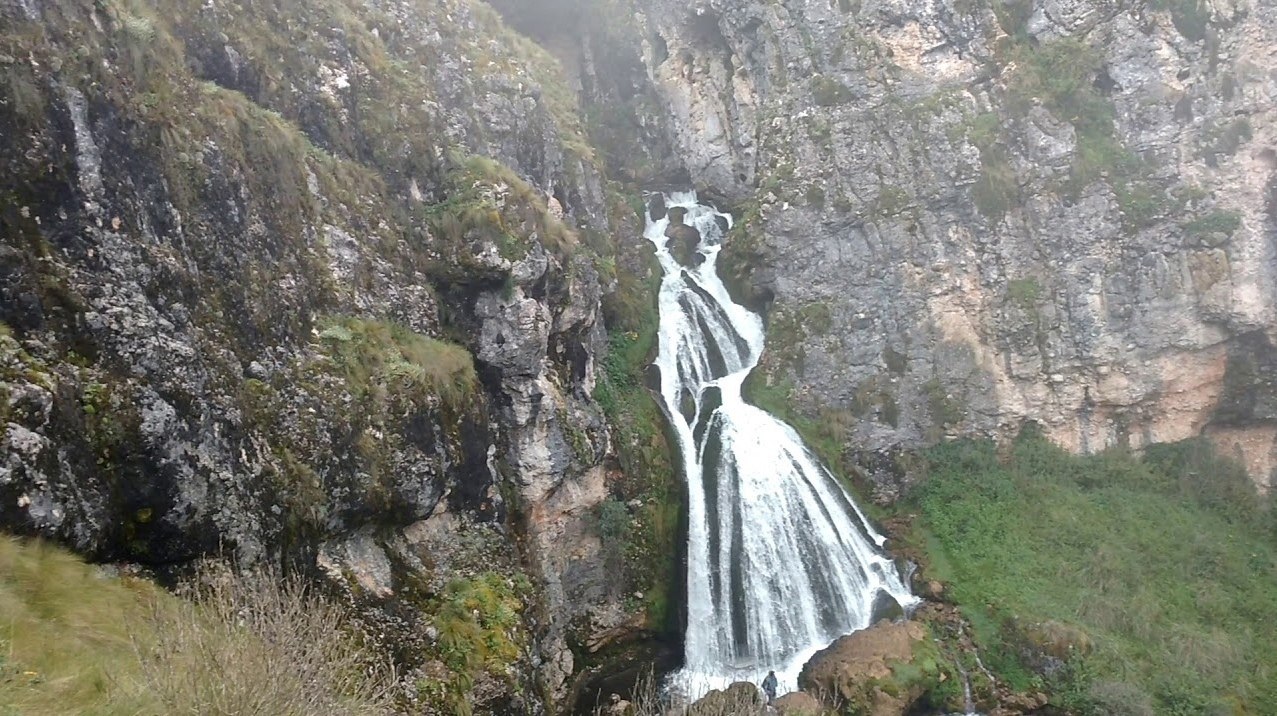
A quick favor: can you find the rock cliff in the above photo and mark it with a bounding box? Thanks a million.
[5,0,1277,710]
[0,0,676,711]
[636,0,1277,491]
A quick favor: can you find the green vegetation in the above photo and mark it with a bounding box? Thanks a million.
[1182,208,1242,239]
[811,76,855,106]
[317,316,476,410]
[757,301,834,374]
[963,111,1020,219]
[1007,277,1043,308]
[921,377,962,431]
[0,536,393,715]
[592,266,681,630]
[870,186,912,220]
[425,153,578,268]
[596,498,633,571]
[420,572,531,716]
[909,430,1277,714]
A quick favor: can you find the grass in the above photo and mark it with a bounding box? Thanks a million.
[425,153,578,269]
[909,429,1277,714]
[317,316,477,410]
[0,537,160,714]
[418,572,531,716]
[0,536,393,715]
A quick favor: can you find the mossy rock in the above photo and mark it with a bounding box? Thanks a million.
[799,620,946,716]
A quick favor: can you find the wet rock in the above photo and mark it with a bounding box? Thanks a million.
[869,589,905,623]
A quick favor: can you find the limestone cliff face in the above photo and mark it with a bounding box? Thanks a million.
[636,0,1277,490]
[0,0,664,710]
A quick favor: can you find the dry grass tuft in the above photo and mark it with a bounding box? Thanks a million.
[138,565,396,716]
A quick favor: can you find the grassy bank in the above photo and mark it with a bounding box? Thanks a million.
[0,536,392,715]
[909,429,1277,714]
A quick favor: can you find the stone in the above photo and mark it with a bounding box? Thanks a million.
[799,620,929,716]
[640,0,1277,488]
[687,681,765,716]
[868,589,905,623]
[775,691,823,715]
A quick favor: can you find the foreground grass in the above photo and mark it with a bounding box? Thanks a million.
[0,536,393,715]
[0,537,160,714]
[912,430,1277,715]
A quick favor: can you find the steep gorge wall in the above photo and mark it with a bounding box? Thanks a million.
[635,0,1277,491]
[0,0,676,710]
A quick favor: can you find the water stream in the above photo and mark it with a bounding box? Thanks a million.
[645,192,916,699]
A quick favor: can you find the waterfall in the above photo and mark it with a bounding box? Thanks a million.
[646,191,916,699]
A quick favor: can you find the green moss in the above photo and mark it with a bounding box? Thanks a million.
[811,76,855,106]
[1007,277,1043,308]
[1182,209,1241,239]
[909,431,1277,712]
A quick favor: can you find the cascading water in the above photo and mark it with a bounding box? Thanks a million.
[646,191,917,699]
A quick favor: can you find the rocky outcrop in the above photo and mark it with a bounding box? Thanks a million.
[686,681,766,715]
[0,0,664,710]
[636,0,1277,489]
[798,620,932,715]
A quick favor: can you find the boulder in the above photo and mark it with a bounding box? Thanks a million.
[868,589,905,623]
[798,620,931,716]
[687,681,765,716]
[774,691,823,715]
[1016,619,1093,676]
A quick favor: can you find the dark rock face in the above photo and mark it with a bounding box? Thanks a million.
[0,0,658,709]
[635,0,1277,488]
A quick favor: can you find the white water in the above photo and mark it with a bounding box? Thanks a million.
[647,192,916,699]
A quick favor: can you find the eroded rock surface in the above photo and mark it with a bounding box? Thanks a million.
[637,0,1277,489]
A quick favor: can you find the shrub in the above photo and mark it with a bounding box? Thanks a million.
[811,76,854,106]
[1181,210,1241,239]
[972,148,1018,219]
[141,567,396,716]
